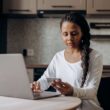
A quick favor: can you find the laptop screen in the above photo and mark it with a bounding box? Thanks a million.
[0,54,34,99]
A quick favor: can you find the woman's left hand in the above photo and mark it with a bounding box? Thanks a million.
[51,79,73,96]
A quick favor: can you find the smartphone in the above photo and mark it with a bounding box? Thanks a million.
[46,78,60,84]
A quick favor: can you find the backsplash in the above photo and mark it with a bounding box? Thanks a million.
[7,17,110,65]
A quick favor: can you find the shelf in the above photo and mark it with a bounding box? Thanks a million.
[91,35,110,40]
[90,22,110,29]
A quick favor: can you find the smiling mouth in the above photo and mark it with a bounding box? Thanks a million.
[68,43,72,45]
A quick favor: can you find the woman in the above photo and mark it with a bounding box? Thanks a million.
[32,13,103,110]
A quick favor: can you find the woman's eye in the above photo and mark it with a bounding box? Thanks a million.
[71,32,79,36]
[63,32,68,36]
[62,32,79,37]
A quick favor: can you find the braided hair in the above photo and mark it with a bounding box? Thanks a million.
[60,13,91,87]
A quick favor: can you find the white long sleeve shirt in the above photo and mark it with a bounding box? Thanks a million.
[38,49,103,110]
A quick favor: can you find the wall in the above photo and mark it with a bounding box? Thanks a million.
[7,17,110,65]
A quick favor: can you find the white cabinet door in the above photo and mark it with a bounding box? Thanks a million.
[87,0,110,14]
[3,0,37,14]
[38,0,86,10]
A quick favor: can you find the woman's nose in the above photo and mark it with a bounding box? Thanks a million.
[67,34,72,40]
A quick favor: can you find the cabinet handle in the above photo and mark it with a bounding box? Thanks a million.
[96,10,110,12]
[8,9,31,13]
[51,5,73,8]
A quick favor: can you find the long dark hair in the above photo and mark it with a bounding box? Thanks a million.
[60,13,91,87]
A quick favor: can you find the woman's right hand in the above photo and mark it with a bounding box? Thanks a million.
[31,81,41,93]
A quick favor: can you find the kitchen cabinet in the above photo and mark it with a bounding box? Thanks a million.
[87,0,110,15]
[37,0,86,11]
[3,0,37,14]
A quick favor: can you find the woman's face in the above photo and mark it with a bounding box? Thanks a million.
[61,21,82,49]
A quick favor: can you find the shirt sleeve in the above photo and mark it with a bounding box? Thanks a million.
[38,55,56,91]
[73,53,103,100]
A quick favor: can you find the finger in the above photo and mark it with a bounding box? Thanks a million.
[33,89,41,93]
[60,82,67,88]
[31,81,36,88]
[54,79,61,83]
[51,81,60,89]
[31,82,36,88]
[55,85,66,95]
[33,81,36,85]
[31,81,41,92]
[54,80,63,88]
[51,80,66,92]
[32,82,37,89]
[32,85,36,92]
[51,82,56,87]
[55,79,61,82]
[35,82,40,90]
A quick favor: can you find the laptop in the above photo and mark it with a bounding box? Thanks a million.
[0,54,60,100]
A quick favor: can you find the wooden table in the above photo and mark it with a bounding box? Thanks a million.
[0,96,81,110]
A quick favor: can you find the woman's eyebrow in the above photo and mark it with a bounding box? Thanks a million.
[71,29,78,31]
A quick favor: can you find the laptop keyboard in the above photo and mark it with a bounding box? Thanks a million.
[33,91,61,99]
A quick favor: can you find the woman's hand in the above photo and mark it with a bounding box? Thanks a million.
[51,79,73,96]
[31,81,41,93]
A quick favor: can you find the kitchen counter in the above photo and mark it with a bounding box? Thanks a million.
[27,64,48,68]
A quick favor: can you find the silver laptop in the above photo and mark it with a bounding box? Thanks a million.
[0,54,60,100]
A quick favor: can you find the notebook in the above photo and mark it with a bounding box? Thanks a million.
[0,54,60,100]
